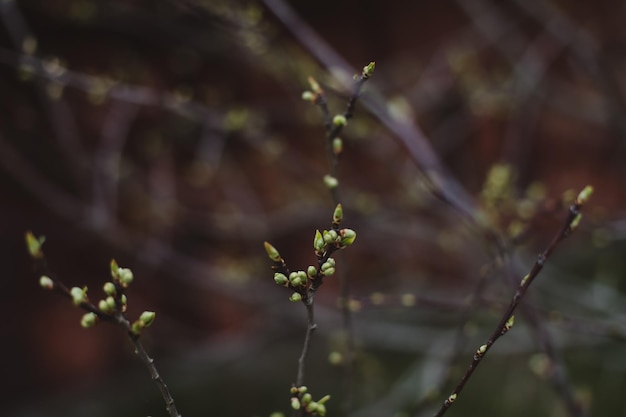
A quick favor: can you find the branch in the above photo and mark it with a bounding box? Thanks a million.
[432,185,593,417]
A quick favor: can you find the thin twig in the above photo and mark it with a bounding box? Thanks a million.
[431,187,591,417]
[28,246,181,417]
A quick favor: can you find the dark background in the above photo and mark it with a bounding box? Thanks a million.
[1,1,626,416]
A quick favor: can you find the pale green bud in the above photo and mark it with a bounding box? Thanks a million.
[333,115,347,127]
[323,230,334,244]
[301,393,312,405]
[333,204,343,224]
[298,386,308,394]
[263,241,282,262]
[81,312,97,328]
[117,268,134,287]
[314,229,325,253]
[274,272,288,286]
[570,213,583,230]
[323,175,339,189]
[576,185,593,205]
[98,299,112,314]
[289,292,302,302]
[291,397,301,410]
[339,228,357,247]
[322,267,335,276]
[25,231,45,259]
[307,76,322,94]
[39,275,54,290]
[70,286,87,306]
[139,311,156,327]
[105,296,116,310]
[362,61,375,78]
[307,266,317,278]
[316,403,327,416]
[318,395,331,404]
[103,282,116,296]
[110,259,119,279]
[301,91,315,101]
[332,138,343,155]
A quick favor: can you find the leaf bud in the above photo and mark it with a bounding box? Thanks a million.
[301,91,315,102]
[70,286,88,306]
[274,272,288,286]
[333,204,343,224]
[25,231,45,259]
[322,267,335,276]
[263,241,282,262]
[323,175,339,189]
[318,395,331,404]
[117,267,134,288]
[98,299,113,314]
[307,265,317,278]
[362,61,376,78]
[333,115,347,127]
[139,311,156,327]
[332,138,343,155]
[339,228,357,247]
[291,397,301,410]
[289,292,302,302]
[314,229,325,253]
[103,282,116,296]
[576,185,593,205]
[80,312,98,328]
[39,275,54,290]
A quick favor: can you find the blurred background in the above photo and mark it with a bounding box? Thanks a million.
[2,0,626,416]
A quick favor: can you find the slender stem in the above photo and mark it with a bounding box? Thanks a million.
[432,200,585,417]
[296,299,317,387]
[29,251,181,417]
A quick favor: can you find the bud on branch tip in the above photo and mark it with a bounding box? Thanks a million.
[264,241,281,262]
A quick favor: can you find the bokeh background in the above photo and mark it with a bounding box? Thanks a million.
[2,0,626,416]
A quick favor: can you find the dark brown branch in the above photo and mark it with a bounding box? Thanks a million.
[432,190,590,417]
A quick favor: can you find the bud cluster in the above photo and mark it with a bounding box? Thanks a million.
[265,205,357,302]
[289,386,330,416]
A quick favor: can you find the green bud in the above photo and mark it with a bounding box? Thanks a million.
[322,267,335,276]
[339,228,357,247]
[120,294,127,306]
[323,175,339,189]
[25,231,45,259]
[289,292,302,302]
[333,115,347,127]
[332,138,343,155]
[362,61,375,78]
[316,403,327,416]
[290,386,299,395]
[70,286,88,306]
[117,268,134,287]
[570,213,583,230]
[291,397,301,410]
[131,320,144,335]
[505,315,515,331]
[103,282,116,296]
[314,229,325,253]
[110,259,119,279]
[39,275,54,290]
[105,296,116,310]
[80,312,98,328]
[318,395,331,404]
[307,265,317,278]
[274,272,288,286]
[576,185,593,205]
[139,311,156,327]
[290,276,303,287]
[298,386,308,394]
[307,76,321,94]
[323,230,334,244]
[263,241,282,262]
[326,258,335,267]
[301,393,312,405]
[333,204,343,224]
[98,299,112,314]
[301,91,315,102]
